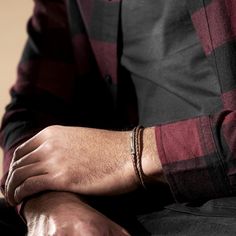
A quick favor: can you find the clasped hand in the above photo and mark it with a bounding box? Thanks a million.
[5,125,138,205]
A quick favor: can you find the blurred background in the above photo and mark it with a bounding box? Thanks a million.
[0,1,33,178]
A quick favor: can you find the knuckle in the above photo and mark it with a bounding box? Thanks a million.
[13,146,22,159]
[11,168,19,180]
[42,140,56,153]
[50,173,61,188]
[43,125,61,136]
[40,127,52,139]
[10,160,19,171]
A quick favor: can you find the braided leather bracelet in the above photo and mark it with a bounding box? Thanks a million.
[130,126,146,189]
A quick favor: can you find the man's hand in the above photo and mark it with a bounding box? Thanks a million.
[5,125,162,205]
[5,126,136,205]
[24,191,130,236]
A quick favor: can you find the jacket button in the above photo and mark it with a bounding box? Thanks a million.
[104,74,112,84]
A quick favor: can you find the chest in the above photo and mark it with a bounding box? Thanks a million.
[76,0,190,41]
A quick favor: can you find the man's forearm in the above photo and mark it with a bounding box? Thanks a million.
[5,126,166,206]
[23,191,86,221]
[23,191,131,236]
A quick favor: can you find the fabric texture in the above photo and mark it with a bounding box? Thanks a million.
[1,0,236,226]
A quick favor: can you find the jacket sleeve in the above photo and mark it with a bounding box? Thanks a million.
[155,0,236,203]
[0,0,78,191]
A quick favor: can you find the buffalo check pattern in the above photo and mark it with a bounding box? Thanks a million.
[1,0,236,205]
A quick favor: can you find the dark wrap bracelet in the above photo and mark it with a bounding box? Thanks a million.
[130,126,146,189]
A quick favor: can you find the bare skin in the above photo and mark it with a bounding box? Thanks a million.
[4,125,164,235]
[24,191,130,236]
[5,125,163,206]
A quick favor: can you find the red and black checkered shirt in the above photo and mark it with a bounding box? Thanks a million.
[1,0,236,204]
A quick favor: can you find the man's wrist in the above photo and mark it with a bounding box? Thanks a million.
[23,191,84,221]
[141,127,166,183]
[121,127,166,190]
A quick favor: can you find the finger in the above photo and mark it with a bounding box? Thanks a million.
[14,174,55,205]
[10,151,41,173]
[6,148,42,188]
[6,163,48,206]
[6,153,39,196]
[12,135,42,163]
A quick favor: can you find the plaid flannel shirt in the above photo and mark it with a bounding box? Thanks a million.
[1,0,236,206]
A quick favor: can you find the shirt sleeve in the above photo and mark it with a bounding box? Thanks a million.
[0,0,77,194]
[155,0,236,203]
[155,112,236,202]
